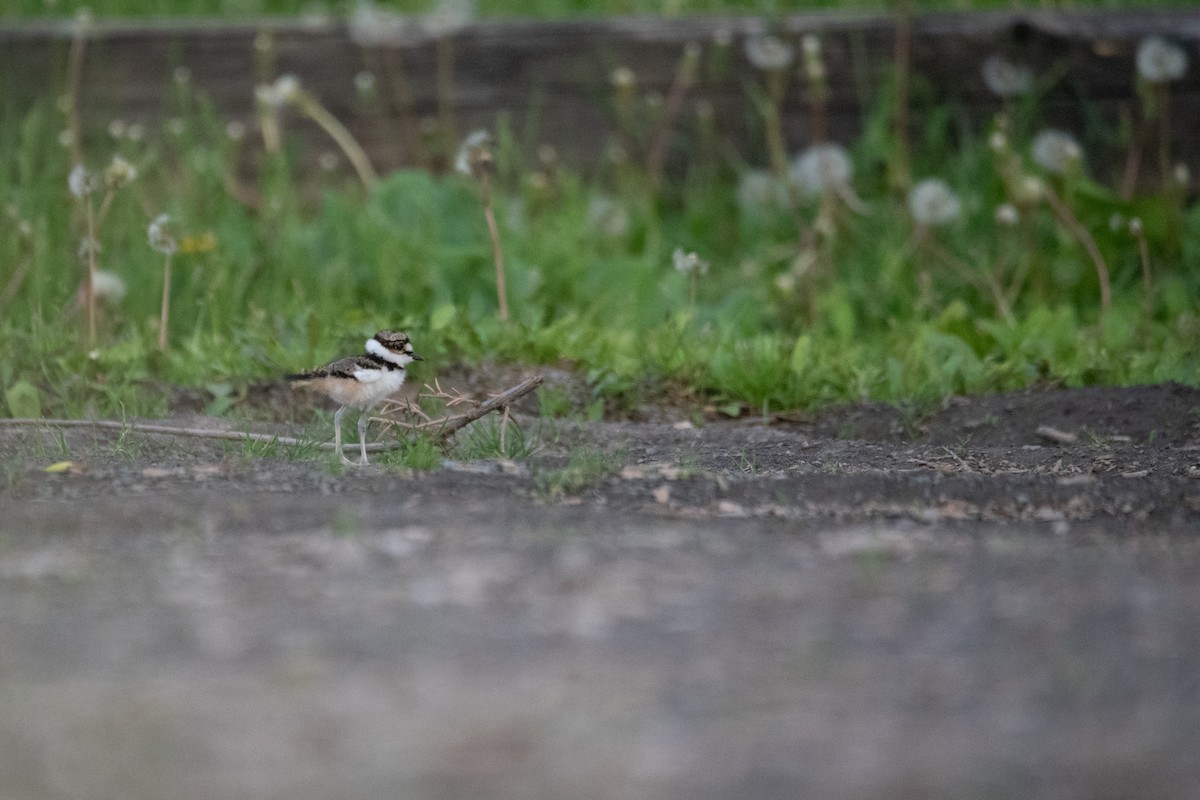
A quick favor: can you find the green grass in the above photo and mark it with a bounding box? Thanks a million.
[1,23,1198,430]
[534,446,622,497]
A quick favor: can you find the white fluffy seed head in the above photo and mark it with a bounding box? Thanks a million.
[994,203,1019,226]
[147,213,179,256]
[672,247,709,276]
[745,34,795,71]
[1136,36,1187,83]
[68,164,96,199]
[908,178,962,227]
[1032,129,1082,176]
[981,54,1034,98]
[348,1,412,47]
[789,144,853,198]
[455,129,493,178]
[736,169,789,214]
[104,155,137,189]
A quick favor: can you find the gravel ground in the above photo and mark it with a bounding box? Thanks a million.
[1,381,1198,799]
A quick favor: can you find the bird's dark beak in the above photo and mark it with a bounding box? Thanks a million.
[411,353,424,361]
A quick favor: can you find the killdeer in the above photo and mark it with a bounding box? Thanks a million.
[287,331,423,465]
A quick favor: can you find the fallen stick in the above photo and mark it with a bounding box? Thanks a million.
[1036,425,1077,445]
[431,375,543,443]
[0,375,545,455]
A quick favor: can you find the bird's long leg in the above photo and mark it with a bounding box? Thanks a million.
[357,409,370,466]
[333,405,354,465]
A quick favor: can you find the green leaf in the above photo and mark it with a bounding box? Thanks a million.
[429,303,457,332]
[5,380,41,419]
[789,334,813,376]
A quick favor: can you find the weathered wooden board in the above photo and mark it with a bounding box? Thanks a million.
[2,11,1198,180]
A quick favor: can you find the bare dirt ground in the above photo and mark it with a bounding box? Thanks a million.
[2,379,1199,799]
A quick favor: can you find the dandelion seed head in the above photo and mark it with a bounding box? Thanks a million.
[77,235,101,259]
[672,247,709,276]
[319,152,339,171]
[736,169,788,214]
[1129,217,1144,236]
[104,155,137,189]
[354,71,377,96]
[745,34,794,71]
[994,203,1020,226]
[789,144,854,198]
[1136,36,1187,83]
[90,270,127,304]
[275,75,301,103]
[801,34,821,59]
[108,119,127,140]
[423,0,474,37]
[225,120,247,141]
[455,129,493,178]
[981,55,1034,98]
[58,129,75,149]
[908,178,962,227]
[1108,213,1125,233]
[1032,128,1082,176]
[256,76,300,109]
[610,66,635,90]
[586,196,630,240]
[173,66,191,85]
[348,1,411,47]
[1017,175,1045,205]
[988,130,1008,152]
[68,164,96,199]
[147,213,179,256]
[1174,162,1190,187]
[72,7,94,34]
[166,118,186,137]
[126,123,145,142]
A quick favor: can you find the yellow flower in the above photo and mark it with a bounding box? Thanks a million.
[179,231,217,255]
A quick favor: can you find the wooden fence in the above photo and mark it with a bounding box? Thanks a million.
[2,10,1198,181]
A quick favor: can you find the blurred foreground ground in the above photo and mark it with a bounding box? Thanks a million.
[1,382,1198,799]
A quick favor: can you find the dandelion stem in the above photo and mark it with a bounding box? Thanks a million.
[645,43,700,193]
[480,172,509,321]
[764,70,789,177]
[1157,83,1172,189]
[1135,228,1153,298]
[158,251,173,353]
[66,21,87,165]
[296,93,378,189]
[84,195,97,344]
[889,0,913,192]
[95,188,116,228]
[1043,185,1111,312]
[381,47,428,169]
[1120,110,1144,200]
[0,258,31,315]
[436,36,459,154]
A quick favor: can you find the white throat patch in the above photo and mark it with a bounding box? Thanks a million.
[365,336,413,367]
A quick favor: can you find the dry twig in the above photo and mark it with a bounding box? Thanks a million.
[0,375,545,457]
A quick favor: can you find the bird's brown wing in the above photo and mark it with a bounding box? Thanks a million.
[287,355,378,382]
